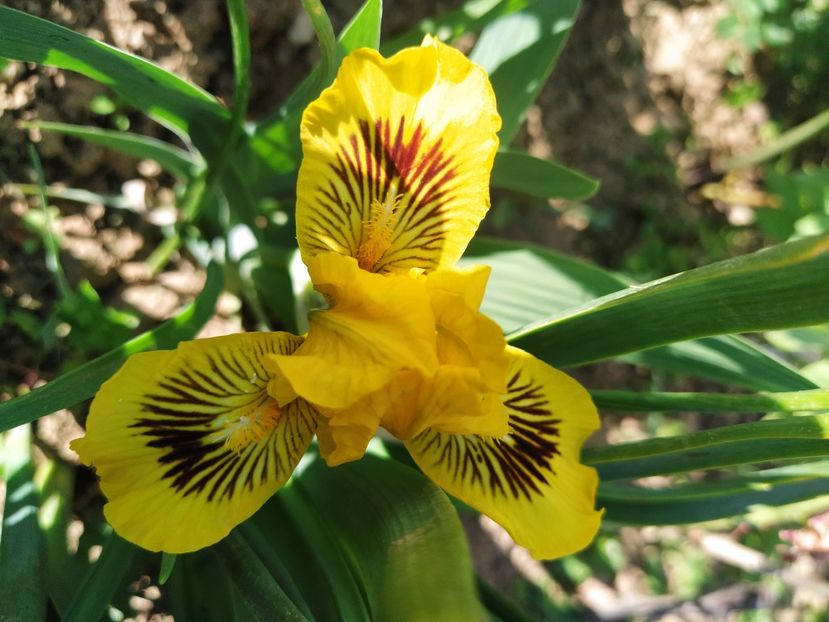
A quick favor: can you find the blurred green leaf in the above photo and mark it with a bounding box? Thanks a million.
[463,237,816,391]
[28,121,198,180]
[36,459,81,615]
[214,532,308,622]
[301,0,338,98]
[470,0,580,143]
[169,552,241,622]
[296,453,483,621]
[508,234,829,368]
[249,247,300,333]
[621,337,816,392]
[757,166,829,242]
[477,576,539,622]
[235,522,314,620]
[159,553,177,586]
[585,412,829,480]
[29,144,70,299]
[491,150,598,200]
[0,262,223,433]
[383,0,533,54]
[591,388,829,413]
[62,533,137,622]
[0,7,228,153]
[600,462,829,525]
[339,0,383,53]
[46,280,139,353]
[252,0,383,184]
[14,183,146,211]
[0,425,46,622]
[254,485,370,622]
[716,108,829,172]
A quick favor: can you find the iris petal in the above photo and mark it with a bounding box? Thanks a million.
[405,347,601,560]
[71,333,318,553]
[267,253,439,413]
[296,36,500,273]
[305,264,511,463]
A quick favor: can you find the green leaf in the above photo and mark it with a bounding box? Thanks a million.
[301,0,338,96]
[169,552,241,622]
[383,0,533,54]
[622,337,816,392]
[600,462,829,525]
[36,459,82,615]
[0,262,223,432]
[584,412,829,480]
[491,150,598,200]
[716,108,829,172]
[13,183,147,211]
[470,0,580,143]
[252,486,370,622]
[62,533,137,622]
[0,425,46,622]
[339,0,383,52]
[251,0,383,183]
[0,7,228,152]
[213,532,308,622]
[27,121,198,179]
[590,388,829,413]
[463,237,815,391]
[296,453,483,621]
[159,553,177,586]
[509,234,829,369]
[235,522,314,621]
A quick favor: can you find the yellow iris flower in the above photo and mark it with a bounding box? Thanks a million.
[72,36,601,560]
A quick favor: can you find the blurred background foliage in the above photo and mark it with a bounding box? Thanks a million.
[0,0,828,620]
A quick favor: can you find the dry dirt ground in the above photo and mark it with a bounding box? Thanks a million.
[1,1,827,621]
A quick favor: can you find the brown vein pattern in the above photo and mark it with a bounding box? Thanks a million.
[304,115,459,273]
[408,367,562,501]
[129,335,316,503]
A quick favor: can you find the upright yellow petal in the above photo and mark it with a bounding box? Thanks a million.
[71,333,318,553]
[406,347,602,560]
[267,253,439,412]
[297,37,500,274]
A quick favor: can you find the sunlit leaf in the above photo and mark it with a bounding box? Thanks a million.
[491,150,598,200]
[463,237,815,391]
[509,234,829,369]
[600,462,829,525]
[470,0,581,143]
[28,121,198,180]
[62,533,137,622]
[0,425,46,621]
[585,412,829,480]
[295,453,483,621]
[0,6,228,153]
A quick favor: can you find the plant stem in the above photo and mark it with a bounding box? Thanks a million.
[716,108,829,171]
[149,0,253,274]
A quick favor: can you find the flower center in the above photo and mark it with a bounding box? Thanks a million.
[223,398,281,452]
[358,180,402,271]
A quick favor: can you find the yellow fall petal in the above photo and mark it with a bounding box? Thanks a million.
[296,36,500,274]
[71,333,318,553]
[307,263,510,451]
[314,416,377,467]
[405,347,602,560]
[426,264,509,395]
[267,253,439,411]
